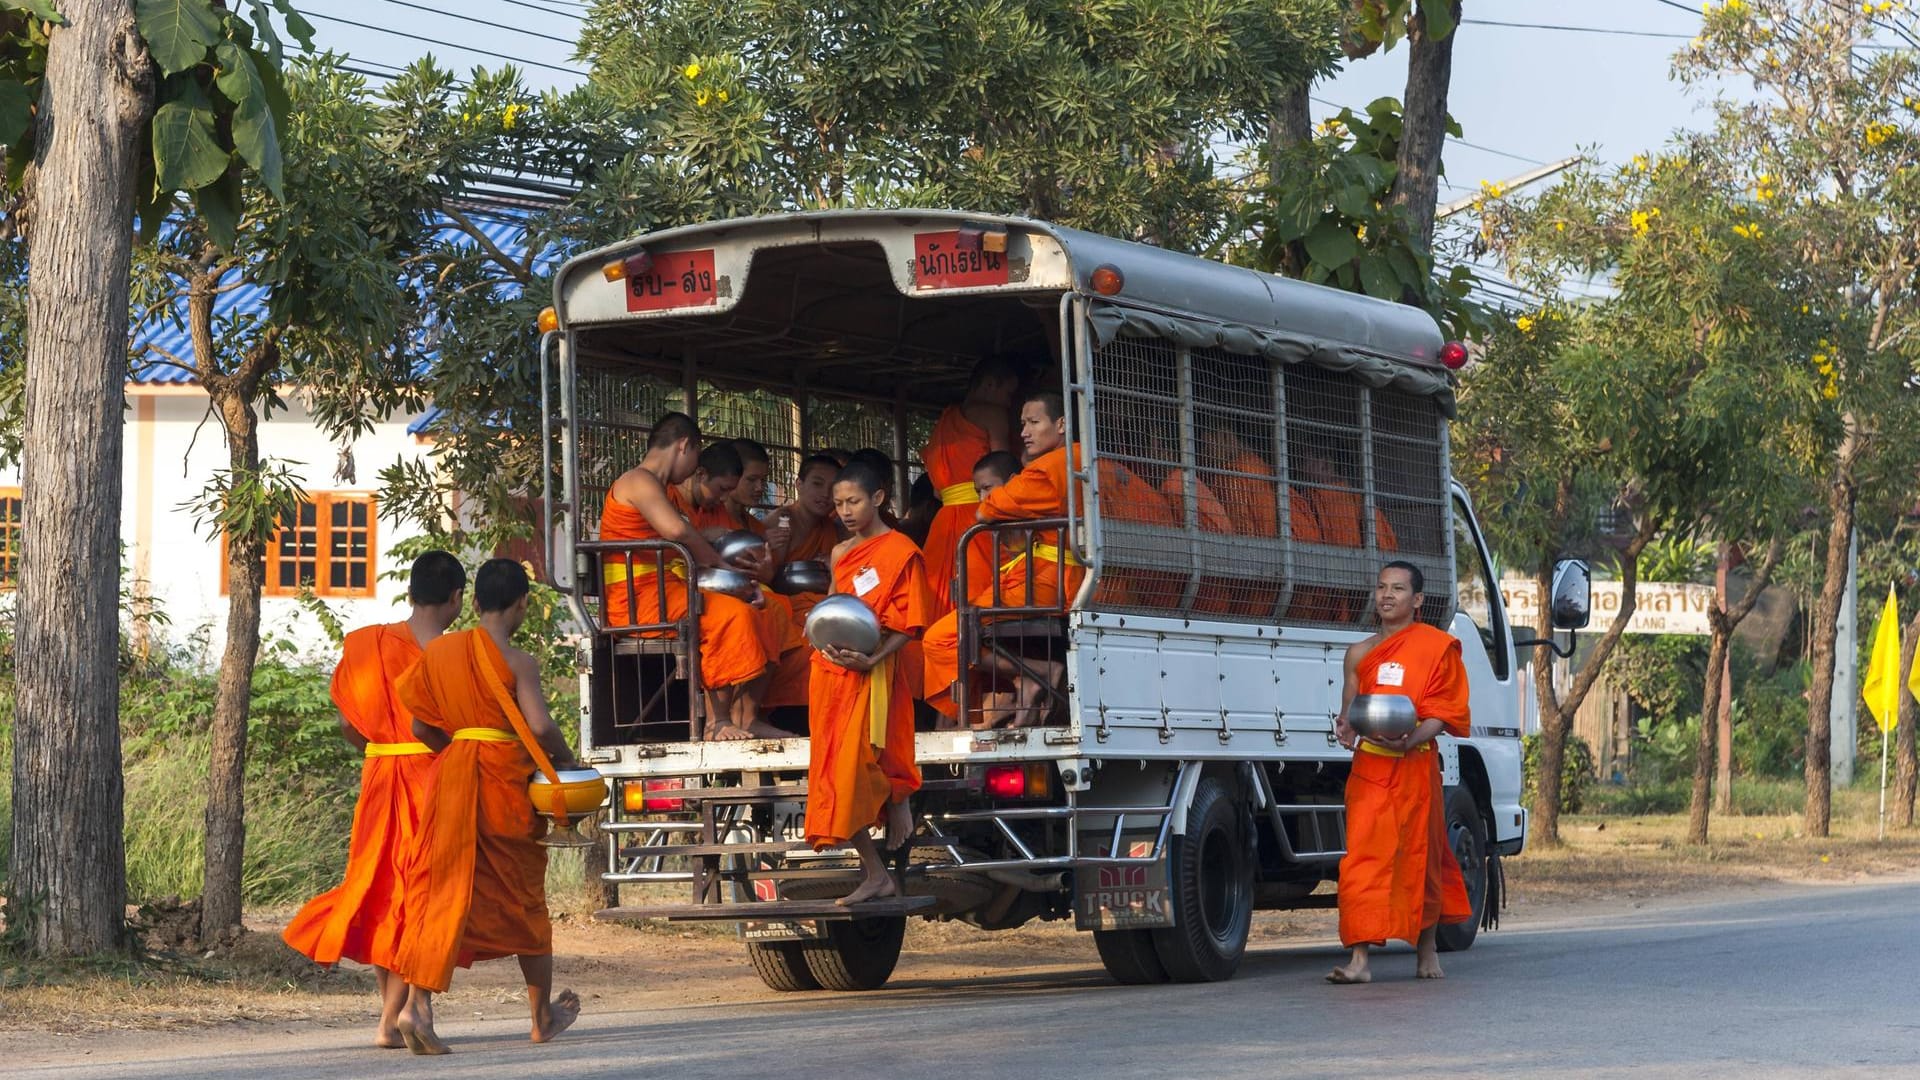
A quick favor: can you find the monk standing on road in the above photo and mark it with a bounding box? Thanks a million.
[806,460,932,903]
[282,551,465,1049]
[1328,560,1472,984]
[391,559,581,1054]
[921,357,1019,610]
[599,413,775,740]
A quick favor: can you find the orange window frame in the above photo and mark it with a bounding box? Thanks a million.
[221,493,378,599]
[0,486,20,591]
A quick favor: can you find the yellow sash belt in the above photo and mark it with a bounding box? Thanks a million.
[1000,542,1082,573]
[937,481,981,506]
[603,558,688,585]
[868,653,895,749]
[364,741,431,757]
[451,727,518,743]
[1357,740,1432,760]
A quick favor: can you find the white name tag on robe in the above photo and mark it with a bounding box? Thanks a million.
[853,566,881,597]
[1377,662,1406,687]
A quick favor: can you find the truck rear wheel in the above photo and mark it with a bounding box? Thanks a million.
[1150,777,1253,983]
[1093,928,1170,984]
[802,916,906,990]
[747,940,821,992]
[1436,786,1489,953]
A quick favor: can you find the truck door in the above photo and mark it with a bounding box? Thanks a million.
[1448,491,1527,848]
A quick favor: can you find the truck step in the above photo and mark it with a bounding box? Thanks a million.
[594,896,938,922]
[613,840,812,859]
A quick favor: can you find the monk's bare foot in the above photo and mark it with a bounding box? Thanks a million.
[885,800,914,851]
[709,724,756,741]
[836,872,898,906]
[1416,952,1445,979]
[744,718,788,739]
[1325,963,1372,985]
[531,988,580,1044]
[396,1008,450,1056]
[374,1025,406,1049]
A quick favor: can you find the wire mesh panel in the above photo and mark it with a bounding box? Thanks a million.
[1083,330,1453,628]
[576,365,683,536]
[697,382,803,506]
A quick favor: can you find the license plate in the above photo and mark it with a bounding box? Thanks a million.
[913,231,1009,290]
[1074,860,1173,930]
[625,249,719,312]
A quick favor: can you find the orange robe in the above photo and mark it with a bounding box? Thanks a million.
[392,629,552,992]
[1160,467,1235,615]
[1337,623,1473,948]
[921,405,996,611]
[669,487,800,666]
[1311,487,1399,551]
[599,492,770,688]
[763,515,842,709]
[282,622,431,969]
[805,531,931,847]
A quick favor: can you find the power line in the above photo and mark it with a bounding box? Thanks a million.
[484,0,589,21]
[1310,96,1546,166]
[1649,0,1698,13]
[306,12,589,76]
[1463,18,1692,40]
[372,0,580,44]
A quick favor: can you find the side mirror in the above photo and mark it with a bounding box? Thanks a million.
[1549,558,1592,631]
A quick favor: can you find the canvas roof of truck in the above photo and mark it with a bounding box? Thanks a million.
[552,209,1447,372]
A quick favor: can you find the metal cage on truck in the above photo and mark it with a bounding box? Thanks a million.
[537,209,1530,990]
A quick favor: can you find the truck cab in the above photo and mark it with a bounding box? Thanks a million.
[537,209,1570,989]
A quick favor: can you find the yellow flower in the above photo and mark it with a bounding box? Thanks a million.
[502,103,525,130]
[1516,315,1536,333]
[1631,154,1649,173]
[1753,174,1776,201]
[1732,222,1762,239]
[1725,0,1745,10]
[683,62,702,79]
[1631,207,1660,235]
[695,90,711,107]
[717,89,729,103]
[1555,220,1566,232]
[1865,122,1897,147]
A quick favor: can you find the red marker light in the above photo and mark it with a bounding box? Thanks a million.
[1090,265,1124,295]
[642,777,686,811]
[984,765,1026,799]
[1439,341,1469,370]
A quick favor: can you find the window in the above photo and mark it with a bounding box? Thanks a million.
[226,493,378,598]
[1452,496,1509,680]
[0,487,19,590]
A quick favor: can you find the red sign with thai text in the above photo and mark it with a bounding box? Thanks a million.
[625,249,719,312]
[913,231,1009,290]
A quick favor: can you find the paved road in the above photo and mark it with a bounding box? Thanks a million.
[17,879,1920,1078]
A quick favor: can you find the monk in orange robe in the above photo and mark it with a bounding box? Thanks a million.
[599,413,776,740]
[806,460,932,904]
[283,551,466,1049]
[1327,560,1473,984]
[391,559,580,1054]
[761,453,845,709]
[923,392,1092,727]
[922,357,1019,610]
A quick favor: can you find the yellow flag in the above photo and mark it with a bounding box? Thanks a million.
[1863,584,1902,734]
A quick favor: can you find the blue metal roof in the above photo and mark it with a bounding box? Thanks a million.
[132,210,549,416]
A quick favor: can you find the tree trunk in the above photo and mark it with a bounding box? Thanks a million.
[1267,82,1312,176]
[1389,0,1461,253]
[1895,604,1919,828]
[200,390,263,939]
[1713,544,1735,814]
[1803,479,1854,839]
[8,1,150,958]
[1687,624,1730,845]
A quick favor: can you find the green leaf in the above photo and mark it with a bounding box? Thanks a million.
[136,0,224,76]
[2,0,66,24]
[1303,218,1359,269]
[152,83,230,192]
[1418,0,1457,41]
[1332,182,1372,219]
[275,0,315,50]
[244,0,283,64]
[0,81,31,147]
[1357,253,1400,299]
[215,40,282,197]
[250,48,292,120]
[193,166,242,248]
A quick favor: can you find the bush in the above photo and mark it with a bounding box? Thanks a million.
[1632,714,1701,785]
[1522,734,1597,814]
[1732,661,1809,780]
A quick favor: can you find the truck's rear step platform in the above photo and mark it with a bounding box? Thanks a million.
[595,896,938,922]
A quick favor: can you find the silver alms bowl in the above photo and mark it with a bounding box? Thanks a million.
[1348,693,1418,740]
[715,529,770,568]
[804,593,882,655]
[772,559,831,596]
[695,566,761,601]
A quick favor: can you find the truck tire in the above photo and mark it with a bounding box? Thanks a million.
[1149,777,1253,983]
[1436,785,1489,953]
[1093,928,1170,985]
[802,916,906,991]
[747,940,821,992]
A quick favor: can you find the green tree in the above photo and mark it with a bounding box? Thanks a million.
[2,0,308,958]
[1679,0,1920,837]
[132,56,430,939]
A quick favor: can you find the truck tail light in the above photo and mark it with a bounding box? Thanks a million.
[1440,341,1469,370]
[983,763,1052,800]
[624,777,686,812]
[537,306,558,333]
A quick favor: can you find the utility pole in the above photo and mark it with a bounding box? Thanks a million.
[1832,529,1859,788]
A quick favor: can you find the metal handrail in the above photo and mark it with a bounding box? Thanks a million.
[953,517,1074,723]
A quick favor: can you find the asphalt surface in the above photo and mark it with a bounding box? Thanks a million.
[17,879,1920,1079]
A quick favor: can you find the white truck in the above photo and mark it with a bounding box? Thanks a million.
[536,209,1589,990]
